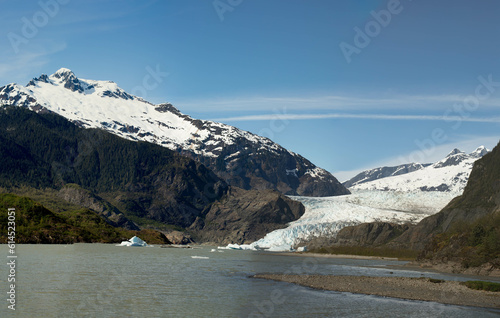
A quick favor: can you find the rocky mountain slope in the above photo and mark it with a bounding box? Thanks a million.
[0,68,348,197]
[0,107,304,243]
[348,147,489,193]
[395,141,500,251]
[190,187,305,244]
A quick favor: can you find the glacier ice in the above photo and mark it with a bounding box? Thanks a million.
[235,189,459,252]
[118,236,148,247]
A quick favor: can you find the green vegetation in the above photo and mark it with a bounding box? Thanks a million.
[0,193,169,244]
[445,141,500,211]
[422,212,500,268]
[416,141,500,270]
[309,245,420,260]
[0,106,226,229]
[461,280,500,292]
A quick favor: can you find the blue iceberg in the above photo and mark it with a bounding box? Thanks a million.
[118,236,148,247]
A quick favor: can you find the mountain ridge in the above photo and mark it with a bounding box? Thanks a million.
[0,68,348,197]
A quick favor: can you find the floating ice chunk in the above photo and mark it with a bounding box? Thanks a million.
[118,236,148,247]
[191,256,209,259]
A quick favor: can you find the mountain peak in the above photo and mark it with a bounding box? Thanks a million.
[446,148,464,157]
[51,68,76,80]
[470,145,489,158]
[52,67,74,76]
[49,68,84,93]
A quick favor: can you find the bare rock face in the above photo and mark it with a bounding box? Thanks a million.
[58,184,140,231]
[164,230,194,245]
[334,222,411,247]
[190,187,305,245]
[297,222,411,250]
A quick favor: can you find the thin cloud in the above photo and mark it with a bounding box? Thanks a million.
[212,113,500,123]
[0,42,67,85]
[179,94,500,113]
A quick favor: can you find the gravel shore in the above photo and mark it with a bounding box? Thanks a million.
[253,274,500,309]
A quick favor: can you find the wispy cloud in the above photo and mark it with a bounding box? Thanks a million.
[0,41,67,84]
[178,93,500,114]
[212,112,500,123]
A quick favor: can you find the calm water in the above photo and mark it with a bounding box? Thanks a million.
[0,244,499,317]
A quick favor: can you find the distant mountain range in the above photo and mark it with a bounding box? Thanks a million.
[0,68,348,197]
[343,163,431,188]
[345,146,489,193]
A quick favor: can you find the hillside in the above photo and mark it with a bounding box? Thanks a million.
[386,141,500,251]
[0,193,171,244]
[415,141,500,271]
[0,107,304,243]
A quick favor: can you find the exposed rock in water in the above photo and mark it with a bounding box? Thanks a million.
[164,230,194,245]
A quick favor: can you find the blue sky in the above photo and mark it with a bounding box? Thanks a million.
[1,0,499,181]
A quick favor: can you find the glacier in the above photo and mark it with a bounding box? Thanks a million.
[236,189,457,251]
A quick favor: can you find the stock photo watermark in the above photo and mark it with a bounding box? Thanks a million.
[8,0,70,54]
[403,73,499,163]
[213,0,243,22]
[340,0,408,64]
[131,64,169,101]
[258,107,290,141]
[6,208,17,311]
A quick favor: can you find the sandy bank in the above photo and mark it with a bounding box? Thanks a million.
[253,274,500,309]
[272,252,398,260]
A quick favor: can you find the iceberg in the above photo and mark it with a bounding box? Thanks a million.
[118,236,148,247]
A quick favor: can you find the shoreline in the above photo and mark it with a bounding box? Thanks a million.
[273,251,500,280]
[271,251,399,260]
[253,274,500,309]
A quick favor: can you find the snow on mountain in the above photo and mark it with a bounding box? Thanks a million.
[0,68,348,196]
[343,163,431,188]
[349,147,489,194]
[232,146,489,251]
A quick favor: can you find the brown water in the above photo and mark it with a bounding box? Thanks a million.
[1,244,499,317]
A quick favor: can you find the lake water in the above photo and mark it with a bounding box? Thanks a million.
[1,244,499,317]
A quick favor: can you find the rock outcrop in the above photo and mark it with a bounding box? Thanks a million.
[190,187,305,244]
[58,184,139,230]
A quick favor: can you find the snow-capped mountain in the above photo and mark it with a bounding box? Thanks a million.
[0,68,348,197]
[349,147,489,193]
[343,163,431,188]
